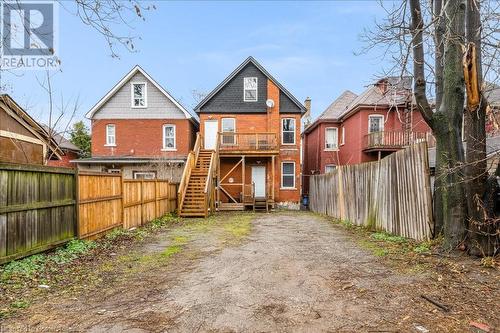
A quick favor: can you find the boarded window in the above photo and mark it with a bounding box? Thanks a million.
[132,83,146,107]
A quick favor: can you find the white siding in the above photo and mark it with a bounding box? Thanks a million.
[93,72,186,119]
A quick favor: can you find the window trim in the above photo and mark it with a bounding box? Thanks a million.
[324,127,339,151]
[105,124,116,147]
[281,161,296,190]
[133,171,156,180]
[243,77,258,102]
[340,126,345,146]
[221,117,236,145]
[162,124,176,151]
[368,114,384,133]
[281,118,296,145]
[325,164,337,174]
[131,82,148,108]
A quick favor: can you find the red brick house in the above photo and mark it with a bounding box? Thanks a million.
[178,57,306,216]
[74,65,198,180]
[302,77,432,194]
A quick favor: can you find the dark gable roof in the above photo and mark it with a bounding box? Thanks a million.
[194,56,306,113]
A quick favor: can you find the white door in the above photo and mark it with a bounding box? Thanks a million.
[251,166,266,198]
[204,120,218,149]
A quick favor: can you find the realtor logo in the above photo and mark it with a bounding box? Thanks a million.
[1,1,59,69]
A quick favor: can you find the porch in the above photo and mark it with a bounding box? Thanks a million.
[362,131,435,152]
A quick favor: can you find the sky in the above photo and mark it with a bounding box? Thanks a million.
[2,1,390,131]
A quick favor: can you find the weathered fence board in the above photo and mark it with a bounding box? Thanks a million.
[0,163,77,264]
[1,163,178,263]
[309,143,433,241]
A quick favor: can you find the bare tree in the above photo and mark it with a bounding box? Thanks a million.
[360,0,499,254]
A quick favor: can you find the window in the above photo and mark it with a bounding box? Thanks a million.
[282,118,296,144]
[243,77,258,102]
[163,124,176,150]
[340,126,345,145]
[325,164,337,173]
[107,168,121,174]
[325,127,338,150]
[131,82,147,107]
[281,162,295,189]
[106,124,116,146]
[221,118,236,145]
[368,115,384,133]
[133,171,156,180]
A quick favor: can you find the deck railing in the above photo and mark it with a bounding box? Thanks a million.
[363,131,435,150]
[203,133,219,215]
[219,132,278,152]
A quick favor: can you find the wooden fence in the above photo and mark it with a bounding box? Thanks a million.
[0,164,178,264]
[309,142,433,241]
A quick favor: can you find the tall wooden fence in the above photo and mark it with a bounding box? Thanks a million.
[309,142,433,241]
[0,164,178,264]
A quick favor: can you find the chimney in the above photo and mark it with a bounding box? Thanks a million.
[304,97,312,126]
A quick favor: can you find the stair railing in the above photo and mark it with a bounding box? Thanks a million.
[178,132,202,213]
[203,133,220,216]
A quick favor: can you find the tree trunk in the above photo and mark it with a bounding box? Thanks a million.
[410,0,467,248]
[464,0,494,256]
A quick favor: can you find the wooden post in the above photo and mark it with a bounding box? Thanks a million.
[121,172,125,229]
[140,179,144,225]
[242,155,245,200]
[271,155,275,204]
[155,179,159,218]
[74,167,80,239]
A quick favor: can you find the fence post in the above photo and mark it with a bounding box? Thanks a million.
[75,167,80,239]
[140,179,144,225]
[337,166,345,220]
[121,172,125,229]
[155,179,159,218]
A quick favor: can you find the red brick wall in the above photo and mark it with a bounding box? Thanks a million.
[91,119,194,158]
[199,79,302,203]
[47,150,79,168]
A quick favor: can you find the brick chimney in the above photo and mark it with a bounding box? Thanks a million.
[303,97,312,126]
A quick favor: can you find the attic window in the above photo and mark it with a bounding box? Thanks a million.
[243,77,258,102]
[131,82,147,108]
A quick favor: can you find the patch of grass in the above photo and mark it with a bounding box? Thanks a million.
[222,215,252,239]
[371,232,408,244]
[149,213,180,229]
[161,245,182,258]
[373,248,389,257]
[105,228,129,241]
[10,300,29,309]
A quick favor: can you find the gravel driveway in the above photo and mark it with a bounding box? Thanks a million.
[2,211,497,332]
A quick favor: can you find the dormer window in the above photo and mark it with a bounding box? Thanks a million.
[243,77,258,102]
[131,82,147,108]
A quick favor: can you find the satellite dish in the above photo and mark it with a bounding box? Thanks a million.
[266,99,275,108]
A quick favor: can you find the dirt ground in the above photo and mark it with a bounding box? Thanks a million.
[1,211,498,332]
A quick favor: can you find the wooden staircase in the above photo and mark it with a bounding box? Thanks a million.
[179,149,213,217]
[178,133,218,217]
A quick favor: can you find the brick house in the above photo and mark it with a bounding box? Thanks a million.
[302,77,433,194]
[177,57,306,216]
[74,65,198,180]
[0,94,66,165]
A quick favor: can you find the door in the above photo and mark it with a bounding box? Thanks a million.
[251,166,266,198]
[368,115,384,146]
[204,120,218,149]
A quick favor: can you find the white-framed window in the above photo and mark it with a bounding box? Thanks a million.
[243,77,258,102]
[340,126,345,145]
[221,118,236,145]
[368,115,384,133]
[162,124,176,150]
[281,161,295,189]
[133,171,156,180]
[105,124,116,146]
[325,127,338,150]
[325,164,337,173]
[281,118,296,145]
[131,82,147,108]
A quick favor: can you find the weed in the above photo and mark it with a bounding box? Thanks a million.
[480,256,496,268]
[373,248,389,257]
[341,220,354,229]
[371,232,407,244]
[105,228,129,241]
[161,245,182,258]
[133,229,149,241]
[413,242,431,254]
[1,254,47,279]
[10,300,29,309]
[52,240,97,264]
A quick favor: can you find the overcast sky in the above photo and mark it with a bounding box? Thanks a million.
[3,1,390,131]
